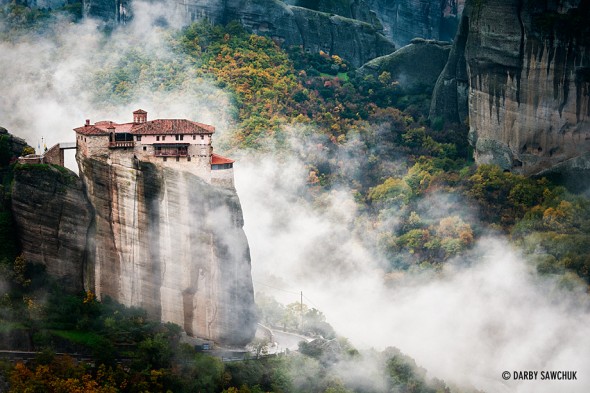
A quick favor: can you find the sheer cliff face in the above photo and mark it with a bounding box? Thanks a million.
[365,0,465,46]
[76,153,256,345]
[11,165,93,292]
[82,0,394,67]
[432,0,590,175]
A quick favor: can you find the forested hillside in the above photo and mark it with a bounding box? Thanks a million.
[169,22,589,283]
[1,1,590,392]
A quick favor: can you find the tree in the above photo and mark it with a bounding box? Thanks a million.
[134,333,173,370]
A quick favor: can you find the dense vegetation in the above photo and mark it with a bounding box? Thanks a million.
[0,1,82,38]
[1,5,590,392]
[0,259,466,392]
[167,22,590,282]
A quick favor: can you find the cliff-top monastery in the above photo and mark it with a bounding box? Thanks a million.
[74,109,235,187]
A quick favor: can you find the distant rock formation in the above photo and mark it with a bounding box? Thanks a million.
[284,0,465,47]
[284,0,383,26]
[431,0,590,175]
[81,0,394,67]
[364,0,465,46]
[357,38,451,95]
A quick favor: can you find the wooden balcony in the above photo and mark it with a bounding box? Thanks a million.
[154,145,188,157]
[109,141,135,148]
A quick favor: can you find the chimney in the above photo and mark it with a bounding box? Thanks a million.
[133,109,148,124]
[85,119,90,126]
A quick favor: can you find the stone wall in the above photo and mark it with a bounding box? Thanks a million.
[211,167,235,188]
[42,144,64,166]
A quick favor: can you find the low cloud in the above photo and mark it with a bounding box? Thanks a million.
[0,1,232,159]
[236,153,590,393]
[2,3,589,392]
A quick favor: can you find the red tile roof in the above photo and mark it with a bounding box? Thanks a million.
[132,119,215,135]
[74,118,215,136]
[211,153,235,164]
[133,109,147,114]
[73,125,110,136]
[93,122,135,133]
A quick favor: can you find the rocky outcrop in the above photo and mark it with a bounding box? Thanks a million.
[11,164,93,292]
[429,12,470,124]
[82,0,394,67]
[364,0,465,46]
[284,0,382,26]
[431,0,590,175]
[8,132,257,346]
[76,154,256,346]
[358,38,451,94]
[0,127,29,166]
[536,152,590,192]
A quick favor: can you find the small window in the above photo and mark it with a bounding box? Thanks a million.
[193,135,196,140]
[187,156,191,162]
[143,146,146,151]
[162,136,166,141]
[136,135,142,141]
[176,156,180,162]
[200,135,204,140]
[179,135,184,141]
[175,135,179,141]
[163,157,167,162]
[156,136,160,141]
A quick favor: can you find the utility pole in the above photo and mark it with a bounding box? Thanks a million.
[300,291,303,329]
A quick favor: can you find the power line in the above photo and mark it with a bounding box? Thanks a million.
[253,281,300,296]
[303,294,320,310]
[254,281,323,311]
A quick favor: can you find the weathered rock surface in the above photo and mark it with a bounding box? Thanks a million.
[431,0,590,175]
[82,0,394,67]
[284,0,382,26]
[364,0,465,46]
[76,154,256,346]
[357,38,451,94]
[429,11,470,124]
[8,129,257,345]
[0,127,29,165]
[11,164,93,292]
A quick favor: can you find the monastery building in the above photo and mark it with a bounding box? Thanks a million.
[73,109,234,188]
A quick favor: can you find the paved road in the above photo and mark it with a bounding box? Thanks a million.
[256,324,312,354]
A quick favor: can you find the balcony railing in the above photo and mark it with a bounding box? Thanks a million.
[155,151,188,157]
[109,141,135,148]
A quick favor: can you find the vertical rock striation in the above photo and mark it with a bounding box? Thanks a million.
[365,0,465,46]
[431,0,590,175]
[11,164,93,292]
[76,154,256,346]
[10,140,257,346]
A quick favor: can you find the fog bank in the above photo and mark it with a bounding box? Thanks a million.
[236,156,590,393]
